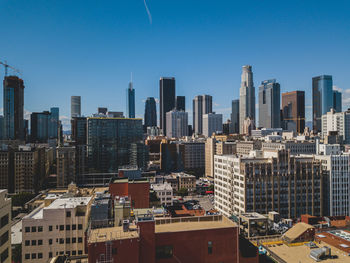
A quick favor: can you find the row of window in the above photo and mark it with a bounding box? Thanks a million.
[25,250,83,260]
[25,224,83,233]
[0,214,9,229]
[25,237,83,246]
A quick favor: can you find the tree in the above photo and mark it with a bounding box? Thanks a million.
[178,188,188,197]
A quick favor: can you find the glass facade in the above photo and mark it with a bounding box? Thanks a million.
[127,82,135,118]
[258,79,280,128]
[159,77,175,135]
[144,97,157,128]
[333,90,342,113]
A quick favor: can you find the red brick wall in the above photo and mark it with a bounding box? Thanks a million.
[138,221,156,263]
[154,227,239,263]
[109,182,128,197]
[88,238,139,263]
[129,182,150,208]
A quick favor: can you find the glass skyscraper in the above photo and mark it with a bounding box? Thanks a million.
[87,117,143,173]
[31,108,60,142]
[258,79,281,128]
[71,96,81,118]
[312,75,333,132]
[333,90,342,113]
[127,81,135,118]
[193,95,212,135]
[144,97,157,128]
[176,96,186,111]
[230,99,239,134]
[159,77,175,135]
[3,76,25,140]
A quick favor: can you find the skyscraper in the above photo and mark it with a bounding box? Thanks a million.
[312,75,333,132]
[166,110,188,138]
[176,96,186,111]
[239,65,255,134]
[31,108,60,142]
[193,95,212,135]
[159,77,175,135]
[49,107,59,139]
[3,76,25,140]
[71,96,81,118]
[127,81,135,118]
[203,113,223,137]
[258,79,281,129]
[230,100,239,134]
[144,97,157,128]
[282,91,305,133]
[333,90,342,113]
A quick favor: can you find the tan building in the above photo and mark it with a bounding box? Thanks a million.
[0,190,11,263]
[57,146,76,188]
[236,140,262,155]
[0,151,12,192]
[171,172,196,192]
[22,196,93,263]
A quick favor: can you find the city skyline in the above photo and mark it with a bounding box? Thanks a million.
[1,1,350,129]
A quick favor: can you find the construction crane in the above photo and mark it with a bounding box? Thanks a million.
[0,60,20,76]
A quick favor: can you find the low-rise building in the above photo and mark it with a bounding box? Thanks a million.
[152,183,173,206]
[171,172,196,192]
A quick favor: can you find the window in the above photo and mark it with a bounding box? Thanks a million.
[59,225,64,231]
[38,226,43,232]
[32,240,36,246]
[25,227,30,233]
[25,253,30,259]
[38,253,43,259]
[0,214,9,228]
[72,224,77,230]
[0,248,8,262]
[25,240,30,246]
[72,237,76,243]
[0,231,8,246]
[38,239,43,245]
[31,226,36,232]
[59,251,64,255]
[66,211,71,217]
[49,225,53,231]
[49,252,53,258]
[112,248,117,254]
[59,238,64,244]
[78,250,83,255]
[78,237,83,243]
[208,241,213,254]
[78,224,83,230]
[72,251,76,256]
[49,239,53,245]
[66,238,71,244]
[66,225,71,231]
[156,245,173,259]
[66,251,71,256]
[31,253,36,259]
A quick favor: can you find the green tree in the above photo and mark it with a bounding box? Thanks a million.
[178,188,188,197]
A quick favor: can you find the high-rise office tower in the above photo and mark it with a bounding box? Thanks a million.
[282,91,305,133]
[312,75,333,132]
[48,107,59,139]
[144,97,157,128]
[159,77,175,135]
[239,65,255,134]
[71,96,81,118]
[259,79,281,129]
[166,110,188,138]
[31,108,60,142]
[230,100,239,134]
[176,96,186,111]
[127,80,135,118]
[333,90,342,113]
[3,76,25,140]
[203,113,223,137]
[193,95,213,134]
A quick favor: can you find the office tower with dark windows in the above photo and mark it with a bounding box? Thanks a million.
[71,117,87,145]
[98,107,108,115]
[176,96,186,111]
[312,75,333,132]
[230,99,239,134]
[31,108,60,143]
[159,77,175,135]
[239,65,255,134]
[48,107,59,139]
[166,110,188,138]
[87,117,143,173]
[127,81,135,118]
[193,95,213,135]
[333,90,342,113]
[144,97,157,128]
[259,79,281,129]
[71,96,81,118]
[3,76,25,140]
[282,91,305,133]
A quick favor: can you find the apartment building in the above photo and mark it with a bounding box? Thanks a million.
[236,141,262,155]
[152,183,173,206]
[322,108,350,144]
[170,172,196,192]
[22,196,92,262]
[214,150,323,219]
[262,140,316,155]
[0,190,11,263]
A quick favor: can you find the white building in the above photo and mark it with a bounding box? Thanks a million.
[203,113,223,137]
[166,110,188,138]
[321,109,350,143]
[152,183,173,206]
[315,153,350,216]
[0,190,11,263]
[22,196,92,263]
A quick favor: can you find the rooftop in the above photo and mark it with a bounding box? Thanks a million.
[155,215,236,233]
[315,230,350,254]
[88,226,139,243]
[152,183,172,191]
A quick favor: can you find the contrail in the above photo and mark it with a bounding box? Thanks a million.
[143,0,152,24]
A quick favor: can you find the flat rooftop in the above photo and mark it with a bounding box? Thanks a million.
[155,215,236,233]
[88,226,139,243]
[315,230,350,254]
[268,243,350,263]
[240,212,267,220]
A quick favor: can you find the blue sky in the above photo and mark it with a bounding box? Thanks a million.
[1,0,350,129]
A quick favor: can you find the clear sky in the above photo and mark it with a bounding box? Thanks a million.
[1,0,350,129]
